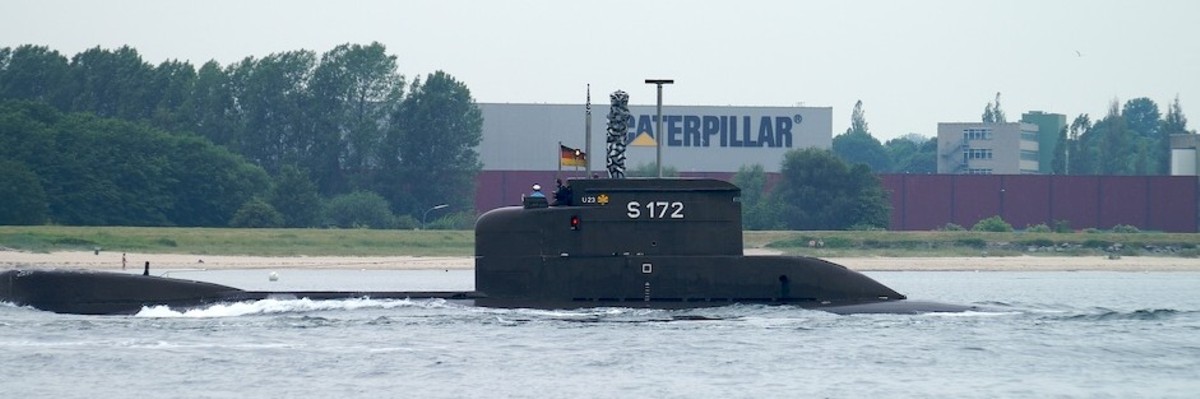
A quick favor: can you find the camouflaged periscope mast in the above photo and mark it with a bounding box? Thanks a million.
[0,90,970,315]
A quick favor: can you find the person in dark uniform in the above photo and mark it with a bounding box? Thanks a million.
[553,179,573,206]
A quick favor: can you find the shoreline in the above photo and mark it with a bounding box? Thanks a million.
[2,250,1198,272]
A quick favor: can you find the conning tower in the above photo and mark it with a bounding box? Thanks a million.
[475,178,904,309]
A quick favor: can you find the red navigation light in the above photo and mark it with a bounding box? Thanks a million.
[570,215,580,230]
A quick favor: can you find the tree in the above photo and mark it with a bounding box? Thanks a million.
[185,60,237,147]
[0,45,70,107]
[1052,125,1068,174]
[1065,114,1091,174]
[146,59,197,132]
[884,134,936,173]
[1123,97,1163,174]
[163,134,271,227]
[0,160,48,225]
[310,42,405,195]
[982,92,1006,123]
[1123,97,1161,139]
[732,164,775,229]
[386,71,482,217]
[268,165,322,227]
[225,50,317,175]
[832,100,890,171]
[1,100,271,226]
[847,99,869,136]
[770,148,890,230]
[64,46,155,120]
[1162,95,1190,135]
[1080,100,1136,175]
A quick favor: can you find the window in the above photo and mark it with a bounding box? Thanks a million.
[1021,131,1038,141]
[1020,150,1039,161]
[963,128,993,141]
[963,148,993,161]
[967,168,993,175]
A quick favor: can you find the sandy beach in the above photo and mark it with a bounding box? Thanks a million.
[2,249,1197,272]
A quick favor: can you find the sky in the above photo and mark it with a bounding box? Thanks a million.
[4,0,1199,141]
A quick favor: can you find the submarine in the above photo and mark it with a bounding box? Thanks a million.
[0,177,970,315]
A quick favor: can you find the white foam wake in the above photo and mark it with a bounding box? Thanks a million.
[135,297,447,318]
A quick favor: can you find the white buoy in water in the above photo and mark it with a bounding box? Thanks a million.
[268,271,279,282]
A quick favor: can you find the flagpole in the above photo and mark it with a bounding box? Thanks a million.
[557,141,562,181]
[585,84,592,178]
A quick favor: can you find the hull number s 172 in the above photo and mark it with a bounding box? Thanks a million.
[627,201,684,219]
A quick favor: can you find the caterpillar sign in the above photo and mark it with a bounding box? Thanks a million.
[479,103,832,173]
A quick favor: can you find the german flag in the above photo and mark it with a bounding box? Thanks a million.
[560,144,586,167]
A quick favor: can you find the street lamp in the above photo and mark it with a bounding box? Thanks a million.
[645,79,674,178]
[422,204,449,229]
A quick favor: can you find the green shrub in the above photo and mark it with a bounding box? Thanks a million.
[1052,220,1072,233]
[1111,224,1141,234]
[229,198,284,228]
[394,215,419,230]
[940,223,965,231]
[1025,223,1052,233]
[972,215,1013,232]
[1082,239,1111,248]
[324,191,396,229]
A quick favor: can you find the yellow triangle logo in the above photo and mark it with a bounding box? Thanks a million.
[630,131,657,147]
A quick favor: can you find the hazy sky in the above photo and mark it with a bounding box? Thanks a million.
[5,0,1198,140]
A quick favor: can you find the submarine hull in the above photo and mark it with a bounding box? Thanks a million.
[476,254,910,309]
[2,178,973,315]
[0,269,253,315]
[0,268,966,315]
[0,269,483,315]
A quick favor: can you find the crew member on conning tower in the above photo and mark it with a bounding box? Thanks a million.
[522,183,548,209]
[553,179,573,206]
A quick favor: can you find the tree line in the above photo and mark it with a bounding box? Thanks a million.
[0,43,482,227]
[831,95,1194,175]
[1058,96,1192,175]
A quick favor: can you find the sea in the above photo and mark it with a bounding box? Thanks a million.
[2,269,1199,399]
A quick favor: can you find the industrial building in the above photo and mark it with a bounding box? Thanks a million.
[937,122,1041,174]
[935,111,1066,175]
[475,103,832,211]
[1019,111,1067,174]
[1171,134,1200,175]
